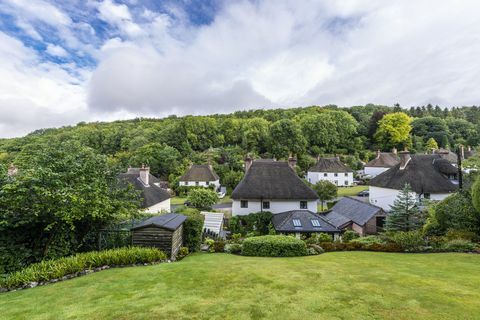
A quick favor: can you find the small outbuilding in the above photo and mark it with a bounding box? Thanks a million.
[131,214,186,259]
[272,210,341,239]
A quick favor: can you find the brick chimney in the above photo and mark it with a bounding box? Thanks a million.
[139,164,150,186]
[288,154,297,169]
[399,150,411,170]
[244,155,253,173]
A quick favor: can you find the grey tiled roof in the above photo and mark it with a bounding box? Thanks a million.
[324,197,384,227]
[231,161,318,200]
[272,210,340,233]
[131,214,186,231]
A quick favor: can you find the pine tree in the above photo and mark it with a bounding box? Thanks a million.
[385,183,420,231]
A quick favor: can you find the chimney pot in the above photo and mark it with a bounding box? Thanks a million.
[288,155,297,169]
[139,165,150,185]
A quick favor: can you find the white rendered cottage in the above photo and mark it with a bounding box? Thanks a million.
[369,151,458,211]
[231,157,319,216]
[179,165,220,190]
[363,149,400,178]
[119,166,171,213]
[306,157,354,186]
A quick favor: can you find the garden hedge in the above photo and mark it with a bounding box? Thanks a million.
[242,235,307,257]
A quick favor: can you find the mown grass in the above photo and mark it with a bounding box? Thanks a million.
[337,185,369,197]
[1,252,480,319]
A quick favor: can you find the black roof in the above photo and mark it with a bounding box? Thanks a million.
[309,157,353,173]
[369,154,458,194]
[179,165,219,182]
[231,161,318,200]
[118,171,170,208]
[272,210,340,233]
[131,214,186,231]
[324,197,384,228]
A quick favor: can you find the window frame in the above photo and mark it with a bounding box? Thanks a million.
[240,200,248,208]
[292,219,302,227]
[262,201,270,209]
[300,200,308,209]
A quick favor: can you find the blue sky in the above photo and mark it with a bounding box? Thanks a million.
[0,0,480,137]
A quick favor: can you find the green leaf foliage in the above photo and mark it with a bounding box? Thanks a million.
[241,235,308,257]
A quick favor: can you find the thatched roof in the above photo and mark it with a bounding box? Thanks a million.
[309,157,353,173]
[179,165,219,182]
[324,197,384,228]
[231,160,318,200]
[365,152,400,168]
[272,210,339,233]
[369,154,458,193]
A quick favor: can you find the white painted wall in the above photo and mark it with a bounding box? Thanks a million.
[306,171,354,186]
[369,186,452,211]
[364,166,390,178]
[232,199,317,216]
[144,198,171,214]
[179,179,220,190]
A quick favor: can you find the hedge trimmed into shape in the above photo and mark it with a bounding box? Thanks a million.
[242,235,307,257]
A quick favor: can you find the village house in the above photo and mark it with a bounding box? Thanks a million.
[369,151,458,211]
[323,197,387,235]
[363,148,400,178]
[179,164,220,190]
[119,166,171,213]
[231,157,319,216]
[272,210,341,239]
[306,157,354,186]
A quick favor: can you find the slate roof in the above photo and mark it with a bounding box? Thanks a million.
[179,165,219,182]
[309,157,353,173]
[231,160,319,200]
[369,154,458,194]
[272,210,340,233]
[323,197,384,228]
[131,214,186,231]
[365,152,400,168]
[118,171,171,208]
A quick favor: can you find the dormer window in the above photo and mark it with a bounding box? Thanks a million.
[293,219,301,227]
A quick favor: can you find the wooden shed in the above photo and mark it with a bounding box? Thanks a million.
[131,214,186,259]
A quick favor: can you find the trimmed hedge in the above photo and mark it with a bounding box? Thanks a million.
[242,235,308,257]
[0,247,167,290]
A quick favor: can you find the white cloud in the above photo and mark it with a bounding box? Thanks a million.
[96,0,144,38]
[45,44,68,57]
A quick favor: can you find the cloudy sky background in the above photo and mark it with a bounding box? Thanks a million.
[0,0,479,138]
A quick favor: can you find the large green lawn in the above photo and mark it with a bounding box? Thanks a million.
[337,185,369,197]
[2,252,480,319]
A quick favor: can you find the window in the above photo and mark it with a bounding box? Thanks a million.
[262,201,270,209]
[293,219,302,227]
[423,193,431,199]
[344,181,348,185]
[195,181,199,186]
[240,200,248,208]
[344,173,348,177]
[311,219,321,227]
[323,173,327,177]
[300,201,308,209]
[334,173,338,177]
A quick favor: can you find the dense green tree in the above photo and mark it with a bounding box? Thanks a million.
[385,184,420,232]
[425,137,439,152]
[187,188,218,209]
[411,117,449,147]
[312,180,338,211]
[268,119,307,158]
[130,143,181,177]
[374,112,412,150]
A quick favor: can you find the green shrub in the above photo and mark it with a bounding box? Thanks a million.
[308,244,325,254]
[230,233,243,243]
[213,240,226,253]
[387,231,425,251]
[442,239,478,252]
[0,247,166,290]
[241,235,308,257]
[177,247,189,260]
[305,233,332,245]
[342,230,360,242]
[445,229,477,242]
[182,214,204,252]
[224,243,242,254]
[229,212,273,235]
[306,247,318,255]
[350,235,385,246]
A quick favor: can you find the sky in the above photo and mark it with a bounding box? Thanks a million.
[0,0,480,138]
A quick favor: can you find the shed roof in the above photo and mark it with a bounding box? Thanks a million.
[131,214,186,231]
[118,171,170,208]
[179,165,219,182]
[324,197,384,228]
[231,160,318,200]
[369,154,458,194]
[272,210,340,233]
[309,157,353,173]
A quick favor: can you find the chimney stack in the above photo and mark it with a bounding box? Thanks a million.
[139,164,150,186]
[288,154,297,169]
[468,146,472,152]
[392,147,397,155]
[399,150,411,170]
[376,150,381,158]
[244,155,253,173]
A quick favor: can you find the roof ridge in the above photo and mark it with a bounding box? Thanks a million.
[344,196,383,210]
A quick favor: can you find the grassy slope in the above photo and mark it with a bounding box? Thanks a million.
[2,252,480,320]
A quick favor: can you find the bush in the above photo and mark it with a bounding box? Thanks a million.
[0,247,167,290]
[181,212,204,252]
[177,247,189,260]
[213,240,226,253]
[342,230,360,243]
[224,243,242,254]
[305,233,332,245]
[442,239,478,252]
[229,212,273,236]
[241,235,308,257]
[387,231,425,251]
[445,229,477,242]
[350,235,385,246]
[306,247,318,255]
[308,244,325,254]
[186,188,218,209]
[230,233,243,243]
